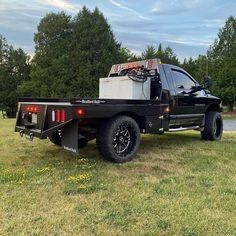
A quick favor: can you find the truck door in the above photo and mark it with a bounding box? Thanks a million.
[168,65,205,126]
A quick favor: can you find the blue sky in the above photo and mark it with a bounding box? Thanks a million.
[0,0,235,61]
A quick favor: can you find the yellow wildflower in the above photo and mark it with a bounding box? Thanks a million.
[78,184,86,189]
[36,167,51,173]
[68,176,77,181]
[78,173,91,180]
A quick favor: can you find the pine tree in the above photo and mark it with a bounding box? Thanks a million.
[0,35,30,117]
[31,12,72,97]
[141,45,156,59]
[19,7,121,98]
[142,45,179,65]
[70,7,121,97]
[208,16,236,111]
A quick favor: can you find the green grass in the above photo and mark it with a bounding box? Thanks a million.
[0,118,236,235]
[223,115,236,120]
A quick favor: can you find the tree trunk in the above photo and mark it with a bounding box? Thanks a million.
[227,101,234,112]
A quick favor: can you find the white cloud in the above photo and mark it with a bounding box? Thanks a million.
[109,0,151,20]
[0,1,29,11]
[40,0,81,13]
[166,38,211,47]
[203,19,225,29]
[152,0,204,14]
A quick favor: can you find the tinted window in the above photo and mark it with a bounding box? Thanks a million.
[172,69,196,90]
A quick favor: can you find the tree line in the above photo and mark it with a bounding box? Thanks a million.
[0,35,31,117]
[0,7,235,117]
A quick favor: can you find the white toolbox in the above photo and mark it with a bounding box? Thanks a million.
[99,76,151,100]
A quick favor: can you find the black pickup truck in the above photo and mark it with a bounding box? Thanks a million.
[15,59,223,163]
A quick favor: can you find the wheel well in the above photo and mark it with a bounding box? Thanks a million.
[113,112,145,131]
[206,103,222,113]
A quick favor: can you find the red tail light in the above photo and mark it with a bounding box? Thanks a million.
[61,109,66,122]
[26,106,38,113]
[77,108,85,117]
[56,110,61,122]
[53,109,67,123]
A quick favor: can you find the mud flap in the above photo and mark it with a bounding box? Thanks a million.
[61,120,79,154]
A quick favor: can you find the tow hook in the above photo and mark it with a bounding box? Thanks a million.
[20,130,24,137]
[24,132,34,141]
[20,130,34,141]
[29,133,34,141]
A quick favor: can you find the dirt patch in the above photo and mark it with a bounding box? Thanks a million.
[224,111,236,116]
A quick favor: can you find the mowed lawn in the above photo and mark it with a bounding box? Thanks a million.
[0,118,236,236]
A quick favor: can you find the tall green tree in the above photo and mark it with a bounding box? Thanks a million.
[182,55,209,84]
[18,12,72,97]
[0,35,30,117]
[141,45,156,59]
[69,7,121,97]
[0,35,8,112]
[182,57,198,78]
[19,7,122,98]
[157,43,162,52]
[157,46,179,65]
[141,44,180,65]
[208,16,236,111]
[119,47,141,63]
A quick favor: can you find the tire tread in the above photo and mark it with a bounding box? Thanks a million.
[201,111,223,141]
[96,116,140,163]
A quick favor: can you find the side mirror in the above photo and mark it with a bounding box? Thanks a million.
[204,76,211,89]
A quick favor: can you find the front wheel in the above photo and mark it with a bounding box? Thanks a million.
[201,112,223,141]
[96,116,140,163]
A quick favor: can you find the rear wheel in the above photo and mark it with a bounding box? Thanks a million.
[96,116,140,163]
[201,111,223,141]
[48,131,61,146]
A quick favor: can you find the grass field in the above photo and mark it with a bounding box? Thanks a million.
[0,118,236,235]
[223,115,236,120]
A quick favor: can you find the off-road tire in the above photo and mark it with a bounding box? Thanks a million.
[201,112,223,141]
[49,131,61,146]
[96,116,140,163]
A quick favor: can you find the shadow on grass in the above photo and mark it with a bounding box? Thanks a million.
[141,132,201,148]
[38,131,201,165]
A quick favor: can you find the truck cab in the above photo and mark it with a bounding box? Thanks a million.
[160,64,222,129]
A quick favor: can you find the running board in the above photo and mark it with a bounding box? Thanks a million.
[168,126,200,132]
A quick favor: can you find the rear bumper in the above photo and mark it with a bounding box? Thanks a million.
[15,126,44,138]
[15,119,80,155]
[15,119,73,139]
